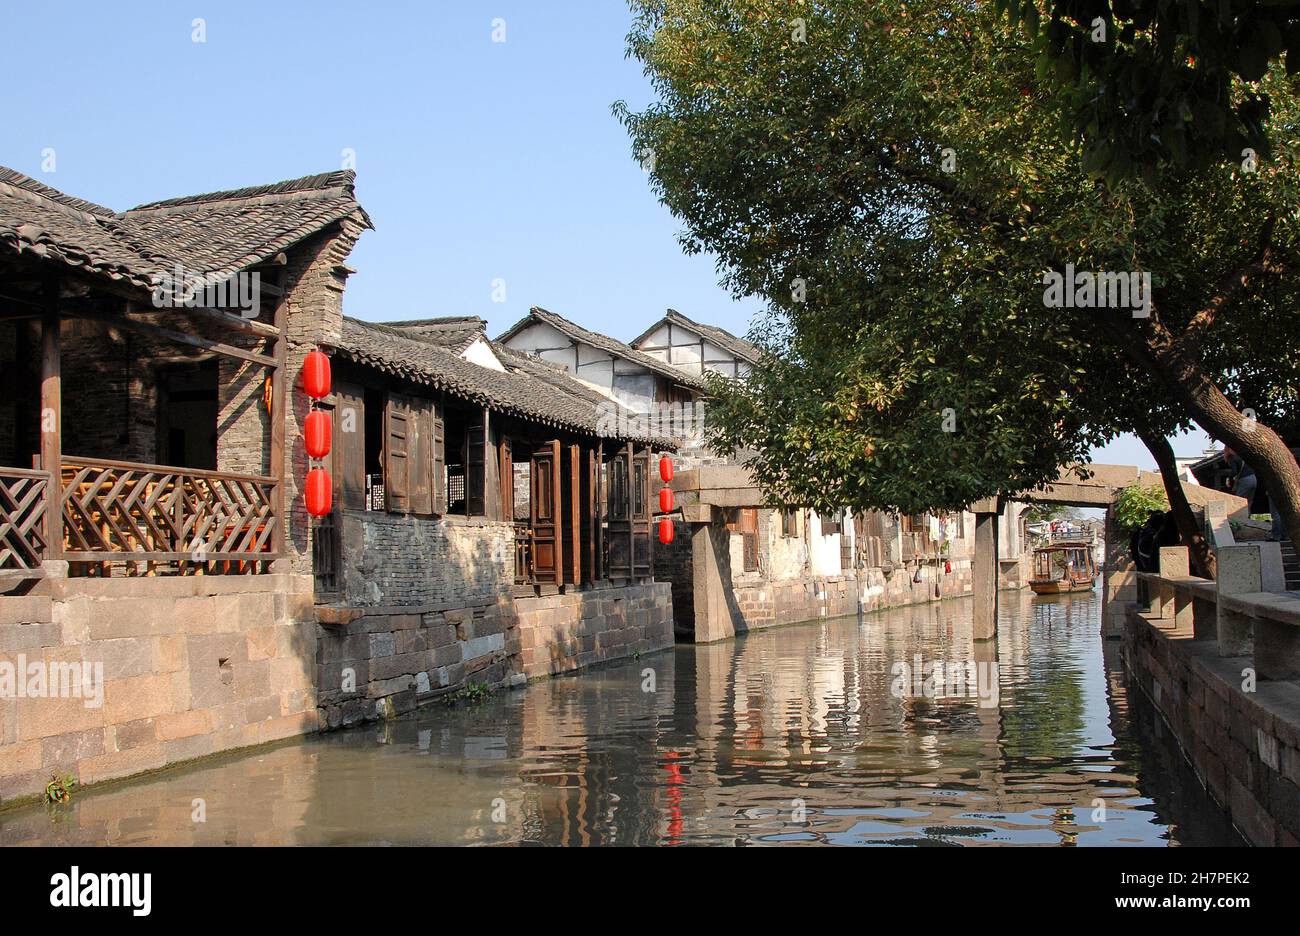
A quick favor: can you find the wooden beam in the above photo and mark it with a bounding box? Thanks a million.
[66,306,277,368]
[41,276,62,561]
[125,301,280,339]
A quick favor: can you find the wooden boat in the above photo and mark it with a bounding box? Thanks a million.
[1028,536,1098,595]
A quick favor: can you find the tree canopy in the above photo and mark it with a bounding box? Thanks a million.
[619,0,1300,536]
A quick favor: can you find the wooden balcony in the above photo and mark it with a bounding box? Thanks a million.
[1,458,280,580]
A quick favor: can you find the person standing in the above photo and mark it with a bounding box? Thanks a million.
[1225,446,1258,514]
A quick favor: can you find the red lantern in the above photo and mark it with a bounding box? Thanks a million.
[659,456,673,483]
[658,518,675,544]
[944,559,952,574]
[303,350,331,399]
[304,409,331,459]
[305,468,332,517]
[659,487,674,514]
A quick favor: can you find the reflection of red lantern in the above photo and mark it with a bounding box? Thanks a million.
[944,559,952,574]
[303,350,331,399]
[659,487,673,514]
[659,456,673,483]
[305,468,332,517]
[658,518,674,544]
[304,410,331,459]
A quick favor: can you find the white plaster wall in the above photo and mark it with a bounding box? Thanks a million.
[808,510,846,577]
[462,336,505,371]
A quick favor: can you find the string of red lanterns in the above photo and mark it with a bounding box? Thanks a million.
[303,349,332,518]
[657,455,674,544]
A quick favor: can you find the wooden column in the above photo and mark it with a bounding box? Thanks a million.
[40,277,63,560]
[269,292,287,556]
[626,442,636,581]
[551,438,563,588]
[569,443,581,587]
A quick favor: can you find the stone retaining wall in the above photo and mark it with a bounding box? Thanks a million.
[516,582,674,679]
[0,573,316,805]
[1123,607,1300,846]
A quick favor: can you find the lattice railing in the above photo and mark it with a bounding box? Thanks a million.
[61,457,278,570]
[0,467,50,570]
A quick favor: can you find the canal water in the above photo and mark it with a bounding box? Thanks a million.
[0,588,1241,846]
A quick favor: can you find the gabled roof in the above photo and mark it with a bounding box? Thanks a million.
[496,306,707,390]
[0,166,371,294]
[631,308,764,366]
[331,317,672,447]
[379,316,487,353]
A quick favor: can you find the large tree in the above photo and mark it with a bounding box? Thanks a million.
[619,0,1300,549]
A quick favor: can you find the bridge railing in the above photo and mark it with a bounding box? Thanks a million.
[1136,542,1300,681]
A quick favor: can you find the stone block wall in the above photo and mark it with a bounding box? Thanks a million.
[516,582,674,679]
[0,573,317,806]
[1123,608,1300,846]
[315,596,519,730]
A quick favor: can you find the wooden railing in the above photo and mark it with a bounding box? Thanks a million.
[0,467,50,571]
[61,457,279,571]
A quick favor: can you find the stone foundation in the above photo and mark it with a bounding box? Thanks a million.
[1123,607,1300,846]
[516,582,674,679]
[0,573,317,805]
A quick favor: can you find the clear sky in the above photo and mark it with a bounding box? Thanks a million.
[2,0,1213,471]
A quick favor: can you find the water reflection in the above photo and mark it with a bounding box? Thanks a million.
[0,589,1241,846]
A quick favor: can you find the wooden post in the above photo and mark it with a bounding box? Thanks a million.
[269,291,287,557]
[626,442,636,581]
[551,438,563,588]
[41,277,63,561]
[569,443,581,587]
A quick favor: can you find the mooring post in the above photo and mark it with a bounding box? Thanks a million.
[972,498,999,641]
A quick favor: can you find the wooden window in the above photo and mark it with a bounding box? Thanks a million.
[739,507,759,572]
[781,509,798,538]
[820,511,841,536]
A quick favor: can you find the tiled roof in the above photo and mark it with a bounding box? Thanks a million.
[496,306,707,390]
[380,316,487,353]
[332,317,673,448]
[0,166,371,293]
[631,308,765,366]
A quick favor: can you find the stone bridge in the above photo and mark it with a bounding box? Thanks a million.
[673,462,1246,644]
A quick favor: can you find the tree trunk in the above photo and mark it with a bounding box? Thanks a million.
[1138,326,1300,550]
[1138,429,1216,579]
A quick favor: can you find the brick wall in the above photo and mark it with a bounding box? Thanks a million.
[338,511,514,607]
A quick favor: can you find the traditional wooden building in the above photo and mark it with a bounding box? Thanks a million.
[0,167,671,802]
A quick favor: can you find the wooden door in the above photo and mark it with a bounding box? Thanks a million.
[606,446,631,580]
[530,441,563,585]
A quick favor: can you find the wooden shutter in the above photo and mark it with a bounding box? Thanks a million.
[466,410,487,516]
[409,399,432,516]
[333,381,365,511]
[530,442,562,584]
[606,447,631,580]
[431,407,446,515]
[384,394,411,514]
[740,507,759,572]
[499,435,513,521]
[632,447,652,580]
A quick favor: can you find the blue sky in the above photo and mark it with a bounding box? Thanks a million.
[2,0,1210,469]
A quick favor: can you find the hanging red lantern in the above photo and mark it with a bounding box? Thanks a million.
[658,518,675,544]
[305,467,332,517]
[659,487,674,514]
[302,350,331,399]
[304,409,331,459]
[659,456,673,483]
